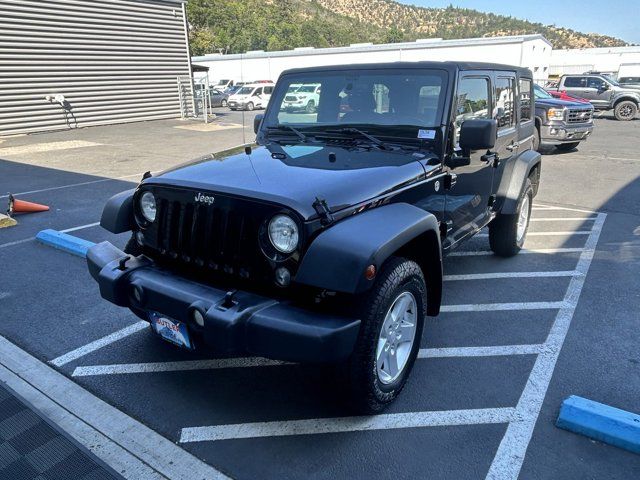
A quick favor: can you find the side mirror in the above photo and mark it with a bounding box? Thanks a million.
[254,114,264,134]
[600,83,610,91]
[459,119,497,151]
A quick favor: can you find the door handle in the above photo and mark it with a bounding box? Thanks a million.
[505,142,519,152]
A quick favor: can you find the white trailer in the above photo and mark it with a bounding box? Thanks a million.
[193,34,552,86]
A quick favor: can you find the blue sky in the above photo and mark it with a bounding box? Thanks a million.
[401,1,639,44]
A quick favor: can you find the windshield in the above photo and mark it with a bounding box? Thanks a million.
[534,84,553,99]
[265,69,448,135]
[236,86,255,95]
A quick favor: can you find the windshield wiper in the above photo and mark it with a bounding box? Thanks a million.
[266,125,307,143]
[323,127,391,150]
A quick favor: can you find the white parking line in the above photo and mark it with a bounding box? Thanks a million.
[444,270,579,281]
[50,321,148,367]
[419,344,546,358]
[73,357,286,377]
[529,217,596,222]
[0,221,102,249]
[440,301,567,313]
[448,247,588,257]
[0,335,229,480]
[487,212,606,480]
[179,407,517,443]
[71,344,548,377]
[532,204,597,214]
[60,222,101,233]
[0,173,142,199]
[476,231,591,238]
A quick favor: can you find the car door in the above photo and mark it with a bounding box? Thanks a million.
[584,76,614,108]
[445,72,496,246]
[209,89,222,107]
[252,87,263,107]
[562,76,588,99]
[492,72,519,184]
[262,86,274,108]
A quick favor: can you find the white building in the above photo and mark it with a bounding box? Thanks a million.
[549,46,640,77]
[193,34,552,86]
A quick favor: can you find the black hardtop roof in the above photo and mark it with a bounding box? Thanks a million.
[281,61,533,78]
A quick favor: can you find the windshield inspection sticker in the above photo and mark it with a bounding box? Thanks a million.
[418,129,436,140]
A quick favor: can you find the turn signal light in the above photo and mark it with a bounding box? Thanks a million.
[365,264,376,280]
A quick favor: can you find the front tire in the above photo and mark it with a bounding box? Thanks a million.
[346,257,426,414]
[614,100,637,121]
[221,99,228,107]
[489,179,533,257]
[246,102,254,111]
[556,142,580,151]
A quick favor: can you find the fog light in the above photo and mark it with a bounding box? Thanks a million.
[275,267,291,287]
[192,309,204,327]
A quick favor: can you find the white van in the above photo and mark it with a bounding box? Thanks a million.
[227,83,275,111]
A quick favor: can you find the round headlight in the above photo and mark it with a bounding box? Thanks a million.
[268,215,299,253]
[139,191,156,223]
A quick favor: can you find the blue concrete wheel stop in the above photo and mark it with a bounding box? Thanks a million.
[556,395,640,454]
[36,229,96,258]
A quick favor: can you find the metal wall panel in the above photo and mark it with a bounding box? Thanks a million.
[0,0,192,135]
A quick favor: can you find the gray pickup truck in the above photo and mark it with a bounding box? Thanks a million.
[551,74,640,120]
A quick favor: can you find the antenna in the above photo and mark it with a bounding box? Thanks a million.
[240,53,246,146]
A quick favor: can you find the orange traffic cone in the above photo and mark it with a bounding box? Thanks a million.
[7,194,49,215]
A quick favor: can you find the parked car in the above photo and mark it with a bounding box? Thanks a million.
[227,83,275,111]
[88,61,541,413]
[208,88,229,108]
[549,74,640,120]
[216,79,234,90]
[533,84,593,151]
[282,83,321,113]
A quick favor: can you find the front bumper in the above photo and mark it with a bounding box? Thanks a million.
[86,242,360,363]
[540,123,593,145]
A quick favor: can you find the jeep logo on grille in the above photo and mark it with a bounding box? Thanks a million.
[194,192,215,205]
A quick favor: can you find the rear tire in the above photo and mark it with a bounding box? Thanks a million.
[556,142,580,151]
[489,179,533,257]
[345,257,426,414]
[614,100,637,121]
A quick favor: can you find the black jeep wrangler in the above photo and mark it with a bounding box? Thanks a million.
[87,62,541,412]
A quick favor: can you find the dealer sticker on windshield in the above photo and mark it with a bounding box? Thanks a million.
[417,129,436,140]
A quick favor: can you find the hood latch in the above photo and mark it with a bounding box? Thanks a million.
[313,197,334,226]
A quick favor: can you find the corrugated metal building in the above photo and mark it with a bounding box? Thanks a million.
[0,0,193,135]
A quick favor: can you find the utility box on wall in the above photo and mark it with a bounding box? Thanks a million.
[0,0,193,135]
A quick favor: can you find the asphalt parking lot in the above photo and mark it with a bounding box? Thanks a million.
[1,111,639,479]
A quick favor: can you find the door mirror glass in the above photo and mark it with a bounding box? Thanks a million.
[459,119,497,151]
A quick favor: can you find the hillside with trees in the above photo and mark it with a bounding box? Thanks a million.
[187,0,628,56]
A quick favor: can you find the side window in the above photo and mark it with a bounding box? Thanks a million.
[564,76,586,88]
[519,78,532,122]
[263,86,273,95]
[253,87,262,97]
[495,76,515,129]
[587,77,606,89]
[454,77,490,144]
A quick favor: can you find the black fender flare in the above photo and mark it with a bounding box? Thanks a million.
[100,189,135,234]
[495,149,541,215]
[295,202,442,316]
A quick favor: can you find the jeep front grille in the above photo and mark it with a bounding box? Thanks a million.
[284,95,298,102]
[567,109,593,123]
[142,188,279,280]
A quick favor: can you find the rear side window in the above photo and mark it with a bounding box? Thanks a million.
[519,78,532,121]
[264,86,274,95]
[564,77,586,88]
[495,76,515,129]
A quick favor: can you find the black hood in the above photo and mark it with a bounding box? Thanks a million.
[145,143,430,221]
[535,98,592,109]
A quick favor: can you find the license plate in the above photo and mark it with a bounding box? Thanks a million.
[149,312,193,350]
